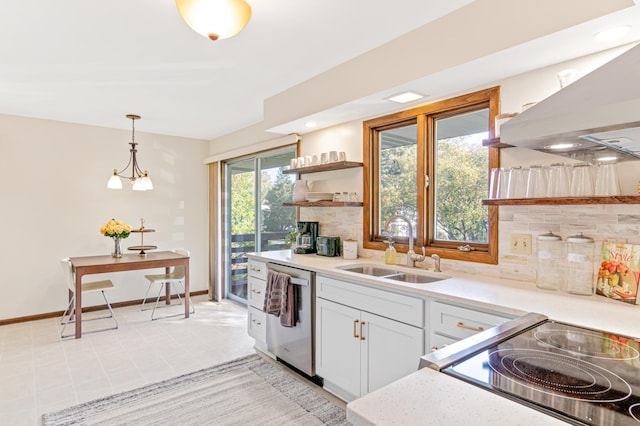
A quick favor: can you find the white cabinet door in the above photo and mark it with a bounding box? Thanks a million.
[316,298,362,401]
[362,311,423,394]
[316,298,424,401]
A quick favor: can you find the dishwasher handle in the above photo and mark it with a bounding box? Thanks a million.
[289,277,309,286]
[267,264,310,287]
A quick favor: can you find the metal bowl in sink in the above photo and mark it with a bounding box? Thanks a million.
[383,273,443,284]
[338,264,400,277]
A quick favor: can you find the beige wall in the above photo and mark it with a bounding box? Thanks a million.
[0,114,209,320]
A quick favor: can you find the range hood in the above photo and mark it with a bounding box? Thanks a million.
[499,42,640,162]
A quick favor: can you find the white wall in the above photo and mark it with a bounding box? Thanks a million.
[0,114,209,321]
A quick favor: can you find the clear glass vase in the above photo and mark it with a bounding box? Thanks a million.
[112,237,123,258]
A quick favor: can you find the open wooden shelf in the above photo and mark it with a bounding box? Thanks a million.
[283,161,363,175]
[482,195,640,206]
[482,137,513,149]
[283,201,363,207]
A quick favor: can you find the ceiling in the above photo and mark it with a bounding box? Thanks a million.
[1,0,639,142]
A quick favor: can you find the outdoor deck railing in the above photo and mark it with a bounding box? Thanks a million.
[230,231,289,299]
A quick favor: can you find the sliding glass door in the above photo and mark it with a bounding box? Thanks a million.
[225,147,296,303]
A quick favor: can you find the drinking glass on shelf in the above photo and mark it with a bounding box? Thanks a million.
[297,156,305,168]
[526,165,548,198]
[320,152,329,164]
[498,168,510,199]
[488,167,503,199]
[290,158,298,169]
[570,163,594,196]
[507,166,526,198]
[329,151,339,162]
[332,192,343,202]
[594,162,621,196]
[546,163,571,197]
[338,152,346,162]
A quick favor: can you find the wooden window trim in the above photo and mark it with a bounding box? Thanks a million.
[363,87,500,265]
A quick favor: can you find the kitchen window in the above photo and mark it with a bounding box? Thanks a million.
[363,87,499,264]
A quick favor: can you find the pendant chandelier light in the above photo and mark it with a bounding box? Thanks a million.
[175,0,252,41]
[107,114,153,191]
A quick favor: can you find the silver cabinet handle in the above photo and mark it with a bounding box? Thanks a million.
[252,319,261,325]
[251,289,261,294]
[457,321,484,332]
[250,266,261,272]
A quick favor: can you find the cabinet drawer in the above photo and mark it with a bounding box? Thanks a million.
[248,276,266,310]
[317,274,423,328]
[248,260,267,280]
[248,306,266,342]
[430,300,510,341]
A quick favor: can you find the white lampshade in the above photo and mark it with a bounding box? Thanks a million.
[175,0,252,41]
[132,178,144,191]
[107,173,123,189]
[139,175,154,191]
[132,174,153,191]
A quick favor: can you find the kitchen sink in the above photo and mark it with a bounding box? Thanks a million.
[339,265,400,276]
[336,263,448,284]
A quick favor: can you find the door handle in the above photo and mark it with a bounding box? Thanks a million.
[353,319,359,338]
[457,321,484,332]
[360,321,366,341]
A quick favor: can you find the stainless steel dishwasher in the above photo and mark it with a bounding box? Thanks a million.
[265,262,317,381]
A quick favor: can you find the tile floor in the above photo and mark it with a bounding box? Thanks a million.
[0,296,258,425]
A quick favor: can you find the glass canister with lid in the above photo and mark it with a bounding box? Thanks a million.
[566,232,595,295]
[536,231,564,291]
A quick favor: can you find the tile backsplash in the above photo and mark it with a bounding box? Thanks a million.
[301,204,640,286]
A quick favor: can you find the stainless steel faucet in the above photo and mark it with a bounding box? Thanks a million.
[383,215,425,267]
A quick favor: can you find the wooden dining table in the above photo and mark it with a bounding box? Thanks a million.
[68,251,190,339]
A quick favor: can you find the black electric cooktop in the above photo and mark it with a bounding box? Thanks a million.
[443,320,640,425]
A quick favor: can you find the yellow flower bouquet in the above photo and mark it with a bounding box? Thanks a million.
[100,219,132,239]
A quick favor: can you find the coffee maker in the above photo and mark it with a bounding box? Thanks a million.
[295,221,319,254]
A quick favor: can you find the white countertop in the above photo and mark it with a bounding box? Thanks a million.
[248,250,640,425]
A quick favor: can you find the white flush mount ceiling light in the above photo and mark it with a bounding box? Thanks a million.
[387,92,424,104]
[175,0,252,41]
[305,121,317,128]
[107,115,153,191]
[594,25,631,42]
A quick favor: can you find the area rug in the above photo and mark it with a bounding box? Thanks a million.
[42,354,349,426]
